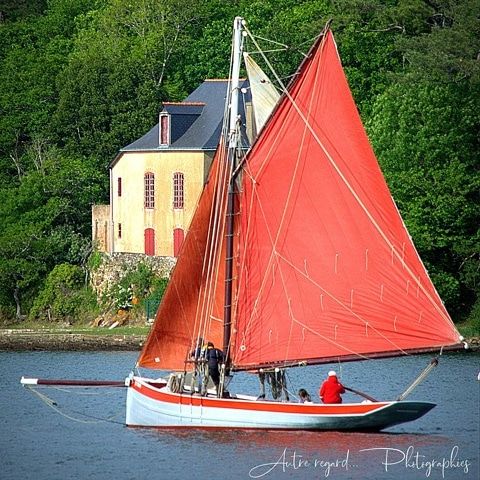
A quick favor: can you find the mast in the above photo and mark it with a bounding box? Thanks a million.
[223,17,244,360]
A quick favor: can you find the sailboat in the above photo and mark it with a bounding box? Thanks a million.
[122,17,464,430]
[22,17,465,431]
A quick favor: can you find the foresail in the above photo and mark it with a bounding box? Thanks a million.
[231,31,462,371]
[137,147,228,370]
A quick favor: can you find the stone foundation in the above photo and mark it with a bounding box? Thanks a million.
[89,252,176,298]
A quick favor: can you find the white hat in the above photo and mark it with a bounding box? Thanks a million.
[328,370,337,376]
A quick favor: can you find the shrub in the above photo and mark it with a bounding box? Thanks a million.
[29,263,98,323]
[103,262,163,313]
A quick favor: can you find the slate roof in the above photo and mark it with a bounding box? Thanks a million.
[121,79,250,153]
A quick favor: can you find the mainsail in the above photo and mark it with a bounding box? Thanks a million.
[137,27,462,374]
[230,30,461,370]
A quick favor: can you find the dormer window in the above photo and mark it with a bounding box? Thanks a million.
[159,113,170,146]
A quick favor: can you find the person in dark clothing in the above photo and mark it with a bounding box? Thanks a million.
[298,388,312,403]
[319,370,345,404]
[205,342,224,391]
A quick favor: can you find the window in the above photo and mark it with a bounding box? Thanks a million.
[160,114,170,145]
[174,228,184,257]
[173,172,184,209]
[118,223,122,238]
[144,172,155,208]
[117,177,122,197]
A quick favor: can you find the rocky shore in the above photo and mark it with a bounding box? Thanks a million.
[0,328,478,352]
[0,329,146,351]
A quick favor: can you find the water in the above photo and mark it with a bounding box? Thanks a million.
[1,350,478,480]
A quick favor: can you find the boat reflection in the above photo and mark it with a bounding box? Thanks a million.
[137,426,450,453]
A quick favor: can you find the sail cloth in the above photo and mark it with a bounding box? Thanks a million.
[138,27,461,374]
[231,31,461,370]
[244,53,281,133]
[137,147,228,370]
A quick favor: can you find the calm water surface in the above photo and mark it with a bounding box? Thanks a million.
[1,350,478,480]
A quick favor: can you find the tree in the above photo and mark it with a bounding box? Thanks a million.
[29,263,98,323]
[53,0,208,160]
[367,81,479,319]
[0,0,100,186]
[0,146,105,318]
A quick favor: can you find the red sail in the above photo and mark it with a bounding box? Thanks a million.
[231,31,461,370]
[137,147,228,370]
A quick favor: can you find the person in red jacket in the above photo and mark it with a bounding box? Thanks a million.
[319,370,345,404]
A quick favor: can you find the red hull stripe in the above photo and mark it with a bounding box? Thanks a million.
[132,381,389,415]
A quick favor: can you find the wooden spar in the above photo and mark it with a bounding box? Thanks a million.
[343,386,378,403]
[21,377,127,387]
[230,343,465,372]
[396,357,439,401]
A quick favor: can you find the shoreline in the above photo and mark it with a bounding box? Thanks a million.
[1,328,478,353]
[0,329,146,351]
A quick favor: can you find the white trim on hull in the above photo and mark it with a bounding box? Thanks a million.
[125,377,435,431]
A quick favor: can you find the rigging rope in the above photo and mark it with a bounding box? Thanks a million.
[25,386,124,425]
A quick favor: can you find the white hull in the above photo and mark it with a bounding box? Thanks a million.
[125,377,435,431]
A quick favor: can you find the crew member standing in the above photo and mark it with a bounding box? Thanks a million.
[205,342,224,393]
[319,370,345,404]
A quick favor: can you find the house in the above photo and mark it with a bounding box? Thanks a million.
[92,79,252,257]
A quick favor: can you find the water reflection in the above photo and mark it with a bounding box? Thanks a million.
[135,427,462,479]
[138,426,450,453]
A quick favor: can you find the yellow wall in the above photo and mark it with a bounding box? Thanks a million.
[111,150,211,256]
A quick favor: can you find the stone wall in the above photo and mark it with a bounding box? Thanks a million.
[90,252,176,297]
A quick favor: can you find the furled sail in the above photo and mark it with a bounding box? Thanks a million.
[244,52,280,133]
[231,30,462,370]
[137,146,229,370]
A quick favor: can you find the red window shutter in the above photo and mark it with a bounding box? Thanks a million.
[144,228,155,256]
[117,177,122,197]
[118,223,122,239]
[173,228,184,257]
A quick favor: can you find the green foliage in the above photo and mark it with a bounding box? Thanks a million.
[144,277,169,318]
[29,263,98,322]
[0,1,47,21]
[395,0,480,85]
[0,146,105,317]
[367,80,480,319]
[87,251,103,271]
[103,262,162,312]
[466,298,480,333]
[53,0,205,160]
